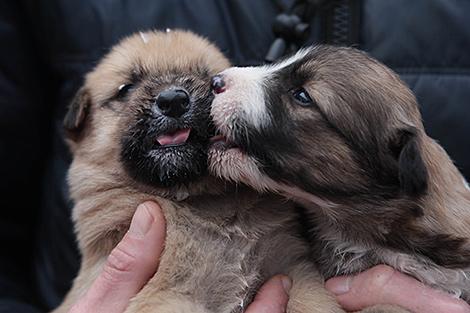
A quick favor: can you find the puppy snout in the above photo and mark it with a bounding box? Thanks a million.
[211,75,226,94]
[154,88,190,118]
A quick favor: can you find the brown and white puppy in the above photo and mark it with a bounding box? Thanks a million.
[209,46,470,301]
[55,31,344,313]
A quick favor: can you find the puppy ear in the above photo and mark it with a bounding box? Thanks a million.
[64,87,91,139]
[390,128,428,196]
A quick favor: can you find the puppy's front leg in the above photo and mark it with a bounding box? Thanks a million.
[286,263,345,313]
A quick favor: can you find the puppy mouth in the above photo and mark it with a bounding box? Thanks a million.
[207,118,239,150]
[156,128,191,147]
[122,122,209,188]
[209,132,239,150]
[209,91,245,153]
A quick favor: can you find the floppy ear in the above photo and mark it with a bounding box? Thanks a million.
[391,128,428,196]
[64,86,91,140]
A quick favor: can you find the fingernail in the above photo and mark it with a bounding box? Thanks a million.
[281,276,292,294]
[326,277,351,295]
[128,202,156,237]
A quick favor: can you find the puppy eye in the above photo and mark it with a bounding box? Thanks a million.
[292,88,314,106]
[117,83,134,99]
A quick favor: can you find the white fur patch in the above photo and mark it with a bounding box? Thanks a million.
[211,48,312,136]
[213,66,270,131]
[268,48,311,72]
[208,146,273,191]
[139,31,149,44]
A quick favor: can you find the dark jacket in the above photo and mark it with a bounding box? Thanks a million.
[0,0,468,312]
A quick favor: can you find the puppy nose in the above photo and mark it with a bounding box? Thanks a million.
[155,88,190,118]
[211,75,226,94]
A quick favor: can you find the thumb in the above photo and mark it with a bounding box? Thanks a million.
[245,275,291,313]
[325,265,470,313]
[70,201,166,313]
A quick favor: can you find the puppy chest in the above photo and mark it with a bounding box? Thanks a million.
[152,222,263,312]
[153,209,305,313]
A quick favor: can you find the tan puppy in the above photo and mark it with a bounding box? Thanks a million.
[209,46,470,306]
[55,31,344,313]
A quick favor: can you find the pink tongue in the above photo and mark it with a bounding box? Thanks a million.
[156,128,191,146]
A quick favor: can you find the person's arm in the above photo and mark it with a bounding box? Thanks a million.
[326,265,470,313]
[69,201,290,313]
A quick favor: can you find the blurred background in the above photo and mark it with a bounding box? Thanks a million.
[0,0,469,312]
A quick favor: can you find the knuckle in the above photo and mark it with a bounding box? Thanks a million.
[366,265,396,285]
[102,244,138,283]
[353,265,397,299]
[369,264,395,275]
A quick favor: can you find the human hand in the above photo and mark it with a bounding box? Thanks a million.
[69,201,166,313]
[69,200,291,313]
[245,275,291,313]
[325,265,470,313]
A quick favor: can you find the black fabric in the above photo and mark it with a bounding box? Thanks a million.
[360,0,470,179]
[0,1,56,312]
[0,0,468,312]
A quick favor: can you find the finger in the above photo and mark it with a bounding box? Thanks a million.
[245,275,291,313]
[70,201,166,313]
[325,265,470,313]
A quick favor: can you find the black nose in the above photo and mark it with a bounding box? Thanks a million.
[211,75,226,94]
[155,88,190,118]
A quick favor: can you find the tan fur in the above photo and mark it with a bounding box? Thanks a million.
[53,31,344,313]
